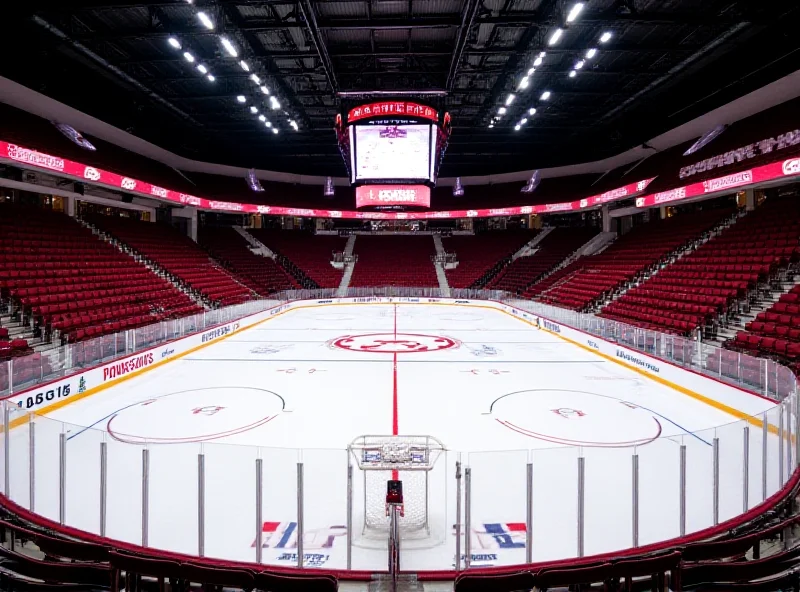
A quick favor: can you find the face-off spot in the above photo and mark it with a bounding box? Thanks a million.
[106,387,284,444]
[330,333,459,353]
[490,389,662,448]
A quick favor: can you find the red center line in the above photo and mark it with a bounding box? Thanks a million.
[392,304,399,480]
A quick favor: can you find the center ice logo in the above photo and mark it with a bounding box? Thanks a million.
[331,333,458,353]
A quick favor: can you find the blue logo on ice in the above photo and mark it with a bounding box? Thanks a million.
[252,521,346,550]
[468,344,499,357]
[481,523,526,548]
[456,523,527,549]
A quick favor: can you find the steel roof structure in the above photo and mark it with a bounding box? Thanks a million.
[2,0,799,177]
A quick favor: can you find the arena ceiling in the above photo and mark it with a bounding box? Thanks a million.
[2,0,799,177]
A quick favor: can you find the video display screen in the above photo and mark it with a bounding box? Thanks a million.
[354,124,434,181]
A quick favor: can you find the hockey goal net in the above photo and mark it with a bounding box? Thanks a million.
[349,435,445,542]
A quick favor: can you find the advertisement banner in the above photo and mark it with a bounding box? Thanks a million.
[355,185,431,208]
[347,101,438,123]
[635,158,800,209]
[4,136,797,220]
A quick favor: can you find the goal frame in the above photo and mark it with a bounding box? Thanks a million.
[348,435,445,538]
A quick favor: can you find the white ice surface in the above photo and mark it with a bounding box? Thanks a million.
[7,303,782,572]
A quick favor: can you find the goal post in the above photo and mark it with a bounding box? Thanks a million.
[348,435,445,545]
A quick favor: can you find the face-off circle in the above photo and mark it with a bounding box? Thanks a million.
[490,389,662,448]
[330,333,459,353]
[106,387,284,444]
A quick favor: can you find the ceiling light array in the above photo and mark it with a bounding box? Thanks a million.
[169,37,216,81]
[165,6,298,133]
[567,31,610,78]
[491,0,615,130]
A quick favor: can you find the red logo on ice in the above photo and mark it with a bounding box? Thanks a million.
[192,406,225,416]
[551,408,586,419]
[331,333,458,353]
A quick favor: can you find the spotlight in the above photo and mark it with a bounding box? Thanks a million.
[452,177,464,197]
[197,11,214,30]
[521,170,541,193]
[566,3,584,23]
[237,95,246,103]
[168,37,181,49]
[324,176,335,197]
[600,31,613,43]
[240,60,250,71]
[540,91,551,100]
[220,36,238,57]
[183,52,195,63]
[207,74,215,82]
[197,64,208,74]
[548,28,563,46]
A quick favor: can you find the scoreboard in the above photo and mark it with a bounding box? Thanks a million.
[335,100,451,210]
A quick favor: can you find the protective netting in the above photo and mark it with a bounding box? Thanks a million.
[363,469,429,534]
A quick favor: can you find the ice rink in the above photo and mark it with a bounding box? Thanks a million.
[11,303,780,571]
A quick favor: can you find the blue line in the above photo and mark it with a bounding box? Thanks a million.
[66,401,143,441]
[631,402,712,446]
